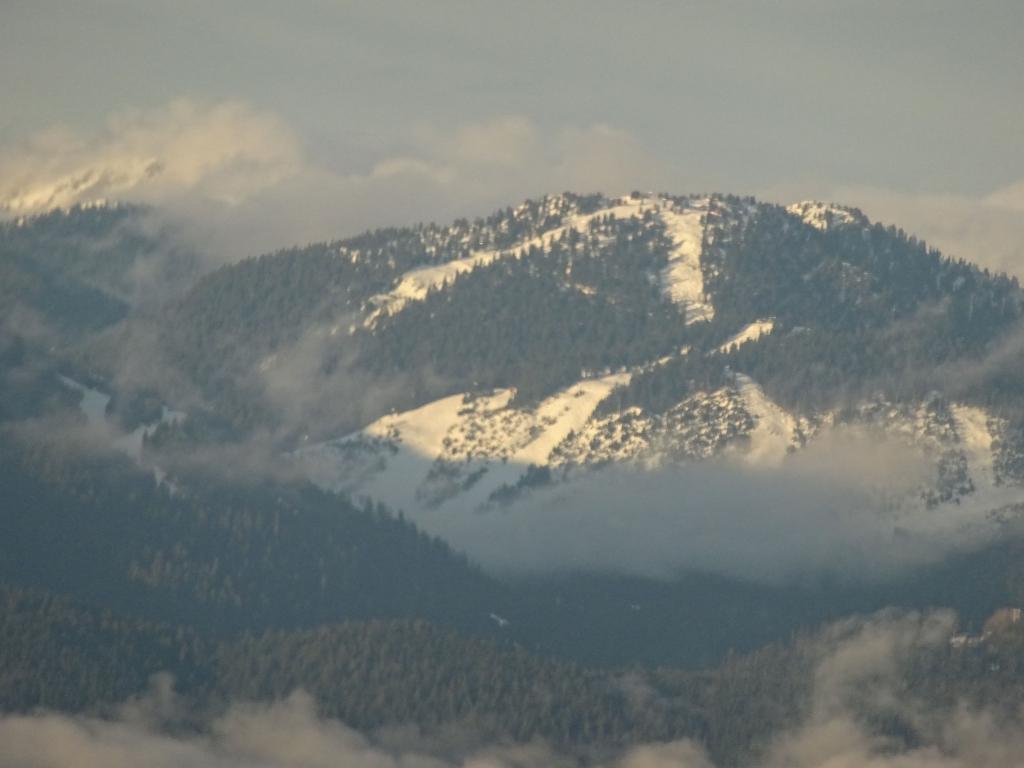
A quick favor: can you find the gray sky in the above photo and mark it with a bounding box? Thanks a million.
[2,1,1023,270]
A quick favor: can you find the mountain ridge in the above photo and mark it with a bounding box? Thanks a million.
[146,190,1020,437]
[13,190,1024,584]
[6,188,1024,672]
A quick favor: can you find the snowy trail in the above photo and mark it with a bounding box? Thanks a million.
[658,198,714,323]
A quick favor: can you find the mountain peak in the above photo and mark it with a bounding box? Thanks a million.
[786,200,868,231]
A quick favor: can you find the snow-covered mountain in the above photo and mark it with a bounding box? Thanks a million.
[71,189,1022,569]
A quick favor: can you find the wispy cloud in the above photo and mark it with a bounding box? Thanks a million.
[0,100,303,214]
[2,611,1021,767]
[392,423,1006,584]
[0,99,665,265]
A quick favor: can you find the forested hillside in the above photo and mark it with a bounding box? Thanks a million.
[4,192,1024,766]
[124,193,1022,442]
[0,204,198,342]
[0,428,503,634]
[5,582,1024,767]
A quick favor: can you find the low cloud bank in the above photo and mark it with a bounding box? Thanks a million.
[412,426,1003,585]
[759,609,1024,768]
[0,685,682,768]
[2,611,1021,767]
[20,307,1014,587]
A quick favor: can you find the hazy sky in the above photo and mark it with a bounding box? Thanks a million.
[2,1,1023,268]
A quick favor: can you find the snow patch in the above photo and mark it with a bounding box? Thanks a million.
[301,389,509,511]
[552,386,758,470]
[717,319,775,353]
[363,196,660,326]
[2,159,159,214]
[732,374,799,465]
[364,251,502,325]
[952,405,996,494]
[657,197,714,323]
[58,375,184,486]
[112,405,186,461]
[299,372,630,512]
[58,375,111,427]
[786,201,866,231]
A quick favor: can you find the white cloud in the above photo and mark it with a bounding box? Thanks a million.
[984,180,1024,212]
[402,424,1002,585]
[0,100,663,264]
[757,610,1024,768]
[380,116,668,213]
[14,97,1018,282]
[445,116,540,169]
[0,99,303,214]
[0,680,702,768]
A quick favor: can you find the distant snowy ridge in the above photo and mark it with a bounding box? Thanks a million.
[1,160,162,215]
